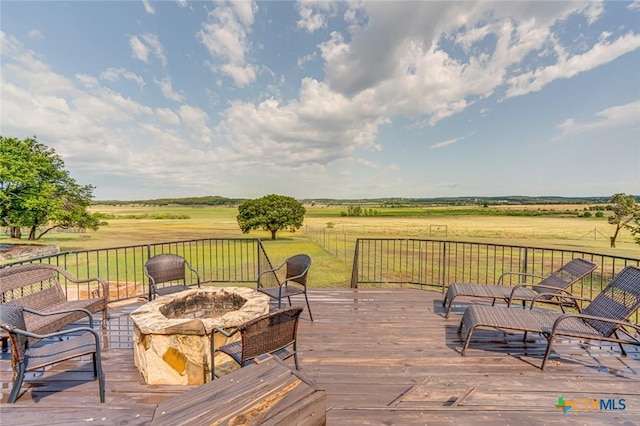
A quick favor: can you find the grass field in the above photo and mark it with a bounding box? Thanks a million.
[1,205,637,288]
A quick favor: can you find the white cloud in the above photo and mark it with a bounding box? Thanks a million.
[27,29,43,40]
[315,1,636,128]
[506,32,640,99]
[297,52,316,69]
[179,105,212,146]
[296,0,337,33]
[129,33,167,67]
[554,100,640,139]
[142,0,155,14]
[154,77,185,102]
[430,136,462,150]
[155,107,181,126]
[630,0,640,11]
[177,0,188,8]
[100,67,145,89]
[198,1,258,87]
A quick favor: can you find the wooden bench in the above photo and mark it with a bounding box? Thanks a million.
[0,263,109,337]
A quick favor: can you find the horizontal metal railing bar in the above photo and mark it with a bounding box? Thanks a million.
[1,238,274,302]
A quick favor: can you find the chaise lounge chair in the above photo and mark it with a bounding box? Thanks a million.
[458,265,640,370]
[443,258,597,318]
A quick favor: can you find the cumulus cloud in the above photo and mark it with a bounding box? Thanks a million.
[198,0,258,87]
[296,0,337,33]
[1,32,215,193]
[505,32,640,99]
[554,100,640,140]
[179,105,212,146]
[129,33,167,67]
[154,77,185,102]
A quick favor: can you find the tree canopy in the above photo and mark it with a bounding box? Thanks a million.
[607,193,639,248]
[0,136,100,240]
[236,194,306,240]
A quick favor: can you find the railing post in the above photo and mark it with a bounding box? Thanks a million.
[522,247,529,274]
[441,241,448,293]
[350,239,360,288]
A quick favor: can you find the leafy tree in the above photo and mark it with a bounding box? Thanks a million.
[607,193,639,248]
[0,136,99,240]
[237,194,306,240]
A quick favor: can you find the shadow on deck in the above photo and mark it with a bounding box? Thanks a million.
[1,288,639,425]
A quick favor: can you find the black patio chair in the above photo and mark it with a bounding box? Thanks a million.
[210,307,303,380]
[257,254,313,321]
[0,304,105,403]
[144,253,201,300]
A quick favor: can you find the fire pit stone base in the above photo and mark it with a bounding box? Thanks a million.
[130,287,270,385]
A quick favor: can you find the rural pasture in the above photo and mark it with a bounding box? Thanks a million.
[2,204,637,288]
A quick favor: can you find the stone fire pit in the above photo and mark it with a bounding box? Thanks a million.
[130,287,270,385]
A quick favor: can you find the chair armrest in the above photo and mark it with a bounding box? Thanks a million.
[507,284,575,306]
[55,267,109,302]
[551,314,640,337]
[497,271,546,286]
[23,306,95,329]
[530,293,591,311]
[213,326,239,338]
[281,271,308,287]
[184,260,201,286]
[257,262,285,287]
[5,325,101,342]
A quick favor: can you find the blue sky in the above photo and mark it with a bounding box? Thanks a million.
[1,1,639,201]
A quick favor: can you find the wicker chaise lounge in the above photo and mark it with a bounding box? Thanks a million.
[443,258,597,318]
[458,265,640,370]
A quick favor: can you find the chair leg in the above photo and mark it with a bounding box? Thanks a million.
[541,337,556,370]
[211,347,217,381]
[444,296,457,319]
[293,343,300,370]
[95,354,106,403]
[614,331,628,356]
[93,354,98,378]
[461,324,477,356]
[8,363,26,403]
[303,292,313,322]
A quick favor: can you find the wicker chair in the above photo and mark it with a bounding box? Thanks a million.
[211,307,303,380]
[443,258,597,318]
[257,254,313,321]
[458,265,640,370]
[144,253,201,300]
[0,304,105,403]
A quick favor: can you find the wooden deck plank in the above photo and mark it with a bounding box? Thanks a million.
[1,288,639,425]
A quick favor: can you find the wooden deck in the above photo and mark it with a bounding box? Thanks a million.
[2,288,639,425]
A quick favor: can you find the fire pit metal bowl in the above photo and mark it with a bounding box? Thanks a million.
[130,287,270,385]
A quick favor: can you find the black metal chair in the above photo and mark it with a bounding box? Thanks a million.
[257,254,313,321]
[211,307,303,380]
[0,304,105,403]
[144,253,201,300]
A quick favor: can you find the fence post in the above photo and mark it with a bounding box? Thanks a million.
[521,247,529,274]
